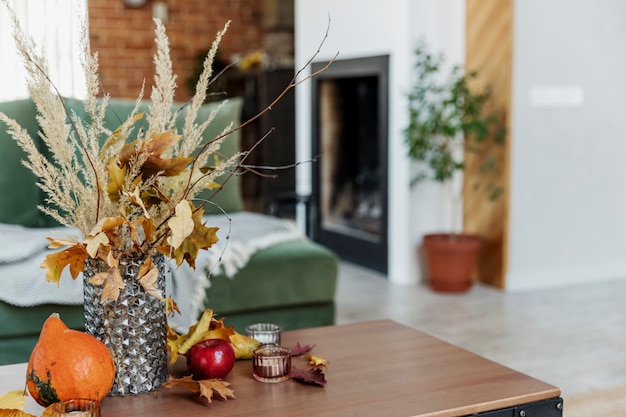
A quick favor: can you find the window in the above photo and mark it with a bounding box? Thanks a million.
[0,0,86,100]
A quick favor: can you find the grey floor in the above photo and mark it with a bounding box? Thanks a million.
[335,261,626,398]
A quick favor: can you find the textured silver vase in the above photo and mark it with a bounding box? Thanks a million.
[83,254,169,396]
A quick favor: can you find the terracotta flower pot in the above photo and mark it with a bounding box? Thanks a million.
[422,233,481,293]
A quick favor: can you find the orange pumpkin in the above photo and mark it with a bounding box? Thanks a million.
[26,313,116,407]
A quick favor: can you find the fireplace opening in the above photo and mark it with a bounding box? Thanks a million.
[310,55,388,273]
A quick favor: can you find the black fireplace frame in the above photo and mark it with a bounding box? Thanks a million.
[310,55,389,274]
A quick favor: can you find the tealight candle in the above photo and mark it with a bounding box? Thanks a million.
[246,322,282,345]
[252,345,291,383]
[50,399,100,417]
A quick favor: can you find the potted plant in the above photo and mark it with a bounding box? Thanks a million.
[404,42,505,292]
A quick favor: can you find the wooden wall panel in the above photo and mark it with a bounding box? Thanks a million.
[464,0,513,288]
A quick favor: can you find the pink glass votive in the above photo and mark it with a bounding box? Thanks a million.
[252,345,291,383]
[246,322,282,345]
[50,399,100,417]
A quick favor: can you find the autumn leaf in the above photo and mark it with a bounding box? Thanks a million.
[106,157,127,202]
[39,405,56,417]
[163,376,235,404]
[166,297,180,316]
[142,132,192,177]
[167,309,245,365]
[88,215,126,236]
[171,207,219,268]
[168,309,216,365]
[0,391,26,411]
[126,186,151,219]
[166,329,188,366]
[88,252,125,302]
[137,256,163,300]
[308,354,328,367]
[120,132,192,178]
[289,367,327,386]
[180,311,234,355]
[291,342,316,356]
[40,244,89,284]
[167,200,194,249]
[85,232,109,258]
[45,237,79,249]
[229,332,260,360]
[141,217,157,243]
[99,111,145,160]
[198,379,236,402]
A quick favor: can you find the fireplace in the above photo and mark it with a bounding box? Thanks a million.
[310,55,389,273]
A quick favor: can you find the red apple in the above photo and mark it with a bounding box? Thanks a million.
[186,339,236,380]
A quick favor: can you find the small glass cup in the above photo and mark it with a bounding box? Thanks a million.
[246,322,282,345]
[252,345,291,383]
[50,399,100,417]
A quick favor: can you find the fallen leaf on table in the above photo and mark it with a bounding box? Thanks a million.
[167,309,231,364]
[167,309,255,363]
[291,342,316,356]
[163,376,236,404]
[307,354,328,367]
[229,332,260,359]
[0,391,25,411]
[289,367,327,386]
[198,379,236,402]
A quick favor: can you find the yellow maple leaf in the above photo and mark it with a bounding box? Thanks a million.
[162,376,235,404]
[167,200,194,250]
[40,244,88,284]
[0,391,26,411]
[197,379,235,403]
[167,309,214,365]
[106,157,127,202]
[171,207,219,268]
[308,354,329,367]
[229,332,260,360]
[137,256,163,300]
[167,309,240,365]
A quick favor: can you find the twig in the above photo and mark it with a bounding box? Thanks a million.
[182,16,338,201]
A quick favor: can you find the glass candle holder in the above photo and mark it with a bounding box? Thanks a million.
[252,345,291,383]
[246,322,282,345]
[50,399,100,417]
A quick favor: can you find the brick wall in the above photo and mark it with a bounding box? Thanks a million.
[87,0,263,100]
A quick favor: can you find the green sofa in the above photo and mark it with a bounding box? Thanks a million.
[0,97,338,366]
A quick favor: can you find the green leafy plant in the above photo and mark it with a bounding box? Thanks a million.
[404,41,505,201]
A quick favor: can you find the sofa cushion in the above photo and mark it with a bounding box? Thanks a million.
[0,99,45,227]
[206,239,338,314]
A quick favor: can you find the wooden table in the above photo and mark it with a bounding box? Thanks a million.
[0,320,562,416]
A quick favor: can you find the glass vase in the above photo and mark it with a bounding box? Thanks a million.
[83,253,169,396]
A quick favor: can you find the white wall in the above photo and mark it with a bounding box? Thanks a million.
[295,0,465,286]
[507,0,626,290]
[296,0,626,291]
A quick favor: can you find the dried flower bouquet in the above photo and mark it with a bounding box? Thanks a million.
[0,4,263,304]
